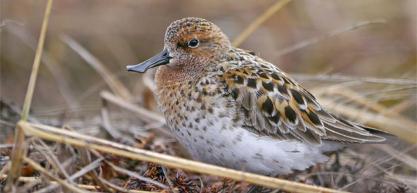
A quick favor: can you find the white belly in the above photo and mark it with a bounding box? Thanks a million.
[172,113,341,176]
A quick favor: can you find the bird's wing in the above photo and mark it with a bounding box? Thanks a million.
[221,60,385,144]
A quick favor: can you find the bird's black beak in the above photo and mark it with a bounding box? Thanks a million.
[127,49,171,73]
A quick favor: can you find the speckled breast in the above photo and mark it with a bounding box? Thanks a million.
[155,74,241,159]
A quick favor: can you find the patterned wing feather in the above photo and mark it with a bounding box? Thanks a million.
[221,54,385,144]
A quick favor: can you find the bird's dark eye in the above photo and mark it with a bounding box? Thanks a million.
[187,39,199,48]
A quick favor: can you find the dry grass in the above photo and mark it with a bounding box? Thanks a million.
[15,121,346,193]
[1,0,416,193]
[5,0,54,191]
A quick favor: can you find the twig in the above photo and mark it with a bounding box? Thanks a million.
[232,0,292,47]
[20,121,348,193]
[5,0,54,190]
[275,20,387,57]
[61,35,133,101]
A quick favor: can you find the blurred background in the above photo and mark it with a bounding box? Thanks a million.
[1,1,416,192]
[1,0,416,116]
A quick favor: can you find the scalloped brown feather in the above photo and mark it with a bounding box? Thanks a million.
[220,48,385,144]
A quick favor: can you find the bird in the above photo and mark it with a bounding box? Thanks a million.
[127,17,386,176]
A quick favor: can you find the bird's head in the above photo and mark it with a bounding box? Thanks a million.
[127,17,231,73]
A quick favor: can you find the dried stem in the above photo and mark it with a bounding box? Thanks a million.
[5,0,54,190]
[5,111,28,191]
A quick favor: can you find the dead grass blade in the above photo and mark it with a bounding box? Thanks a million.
[105,161,169,190]
[19,121,348,193]
[18,1,53,121]
[100,91,171,137]
[35,157,104,193]
[100,91,166,124]
[390,98,416,114]
[161,167,179,193]
[388,174,417,189]
[6,24,80,109]
[98,176,158,193]
[3,123,26,190]
[275,20,386,57]
[293,73,417,86]
[320,86,417,127]
[373,145,417,170]
[33,139,72,180]
[311,83,417,143]
[5,0,54,190]
[101,97,124,140]
[232,0,292,47]
[143,71,157,92]
[23,156,89,193]
[0,174,160,193]
[61,35,133,101]
[319,98,417,144]
[0,19,24,29]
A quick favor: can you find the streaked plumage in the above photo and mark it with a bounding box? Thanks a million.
[127,17,385,175]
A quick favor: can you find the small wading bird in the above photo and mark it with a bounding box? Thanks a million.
[127,17,387,176]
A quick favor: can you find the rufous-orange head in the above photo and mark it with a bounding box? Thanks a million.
[127,17,231,73]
